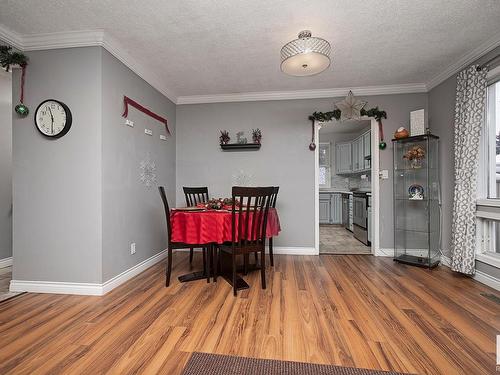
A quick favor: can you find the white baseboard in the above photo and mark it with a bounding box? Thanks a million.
[375,248,394,257]
[473,270,500,291]
[0,256,12,268]
[10,279,102,295]
[10,249,167,296]
[101,249,167,294]
[176,246,318,255]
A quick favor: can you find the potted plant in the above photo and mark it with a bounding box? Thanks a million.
[252,128,262,144]
[219,130,230,145]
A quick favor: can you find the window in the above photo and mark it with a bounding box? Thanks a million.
[476,67,500,267]
[319,143,331,188]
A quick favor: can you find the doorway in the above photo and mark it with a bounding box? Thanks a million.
[314,117,380,255]
[0,69,14,302]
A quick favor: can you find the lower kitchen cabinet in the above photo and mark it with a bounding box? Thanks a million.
[319,192,342,224]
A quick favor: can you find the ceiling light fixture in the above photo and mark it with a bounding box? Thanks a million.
[280,30,331,77]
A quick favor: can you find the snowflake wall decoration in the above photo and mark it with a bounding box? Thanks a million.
[232,169,253,186]
[139,154,157,188]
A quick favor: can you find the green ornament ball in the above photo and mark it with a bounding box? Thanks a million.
[15,103,29,117]
[379,141,387,150]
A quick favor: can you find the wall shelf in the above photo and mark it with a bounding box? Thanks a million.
[220,143,261,151]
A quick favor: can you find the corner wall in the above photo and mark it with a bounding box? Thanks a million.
[12,47,103,283]
[0,70,12,262]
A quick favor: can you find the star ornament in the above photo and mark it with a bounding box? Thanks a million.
[335,91,367,121]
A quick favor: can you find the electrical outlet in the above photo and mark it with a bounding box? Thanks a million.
[125,119,134,127]
[130,242,136,255]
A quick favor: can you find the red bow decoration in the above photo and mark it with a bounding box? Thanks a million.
[122,96,170,135]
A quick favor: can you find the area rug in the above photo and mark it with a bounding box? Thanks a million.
[182,352,410,375]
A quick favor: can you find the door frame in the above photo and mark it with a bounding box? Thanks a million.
[314,117,380,255]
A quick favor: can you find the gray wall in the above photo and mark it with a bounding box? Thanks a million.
[12,47,103,283]
[176,93,428,249]
[0,70,12,260]
[101,49,176,282]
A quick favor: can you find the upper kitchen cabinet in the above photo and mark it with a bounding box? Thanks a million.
[363,130,371,170]
[335,142,352,174]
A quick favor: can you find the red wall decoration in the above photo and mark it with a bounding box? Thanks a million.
[122,96,170,135]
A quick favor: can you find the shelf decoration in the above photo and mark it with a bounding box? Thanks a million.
[394,127,409,139]
[220,129,262,151]
[122,96,170,135]
[219,130,230,144]
[308,90,387,151]
[1,45,30,117]
[403,145,425,169]
[408,184,424,200]
[252,128,262,144]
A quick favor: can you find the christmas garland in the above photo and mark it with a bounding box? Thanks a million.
[1,45,30,117]
[308,106,387,122]
[0,45,28,71]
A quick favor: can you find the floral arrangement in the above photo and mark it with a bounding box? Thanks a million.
[219,130,230,145]
[198,198,239,210]
[252,128,262,144]
[403,145,425,161]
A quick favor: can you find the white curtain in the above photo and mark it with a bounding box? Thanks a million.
[450,66,487,275]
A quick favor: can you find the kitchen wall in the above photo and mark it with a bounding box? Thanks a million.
[0,70,12,262]
[12,47,103,283]
[101,49,176,282]
[429,45,500,277]
[319,128,371,191]
[176,92,428,250]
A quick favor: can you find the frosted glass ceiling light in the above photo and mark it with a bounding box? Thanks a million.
[280,30,331,76]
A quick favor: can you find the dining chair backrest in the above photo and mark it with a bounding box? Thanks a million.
[158,186,172,244]
[231,186,275,248]
[270,186,279,208]
[183,186,209,207]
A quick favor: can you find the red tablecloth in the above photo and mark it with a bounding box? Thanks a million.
[170,208,281,245]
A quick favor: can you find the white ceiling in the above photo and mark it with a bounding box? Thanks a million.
[0,0,499,102]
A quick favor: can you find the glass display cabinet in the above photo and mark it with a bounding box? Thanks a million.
[393,134,441,268]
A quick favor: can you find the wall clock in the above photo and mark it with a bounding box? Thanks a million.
[34,99,72,138]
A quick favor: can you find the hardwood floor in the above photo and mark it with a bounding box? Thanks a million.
[0,253,498,374]
[320,224,371,254]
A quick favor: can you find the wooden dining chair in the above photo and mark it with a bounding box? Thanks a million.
[217,186,275,296]
[183,186,209,264]
[159,186,210,286]
[268,186,279,267]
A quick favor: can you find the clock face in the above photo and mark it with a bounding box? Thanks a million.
[34,100,72,138]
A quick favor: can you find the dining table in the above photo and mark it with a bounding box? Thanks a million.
[170,206,281,290]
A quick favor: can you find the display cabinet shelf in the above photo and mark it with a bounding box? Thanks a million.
[393,134,441,268]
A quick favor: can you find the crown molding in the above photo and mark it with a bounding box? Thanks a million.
[0,24,177,102]
[426,32,500,91]
[176,83,428,105]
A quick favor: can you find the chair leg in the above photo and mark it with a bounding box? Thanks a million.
[244,254,248,275]
[202,248,207,272]
[189,247,194,263]
[232,252,237,296]
[166,246,173,287]
[206,246,211,283]
[260,248,266,290]
[269,237,274,267]
[254,251,258,266]
[213,247,218,282]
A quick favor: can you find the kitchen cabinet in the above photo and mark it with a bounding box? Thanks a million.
[319,194,331,224]
[352,136,365,172]
[335,142,352,174]
[363,130,371,170]
[319,192,342,224]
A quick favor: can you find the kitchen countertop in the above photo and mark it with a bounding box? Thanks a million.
[319,189,352,194]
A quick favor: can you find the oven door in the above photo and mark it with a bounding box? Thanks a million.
[353,196,367,228]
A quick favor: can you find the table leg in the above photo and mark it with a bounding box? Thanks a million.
[218,251,250,291]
